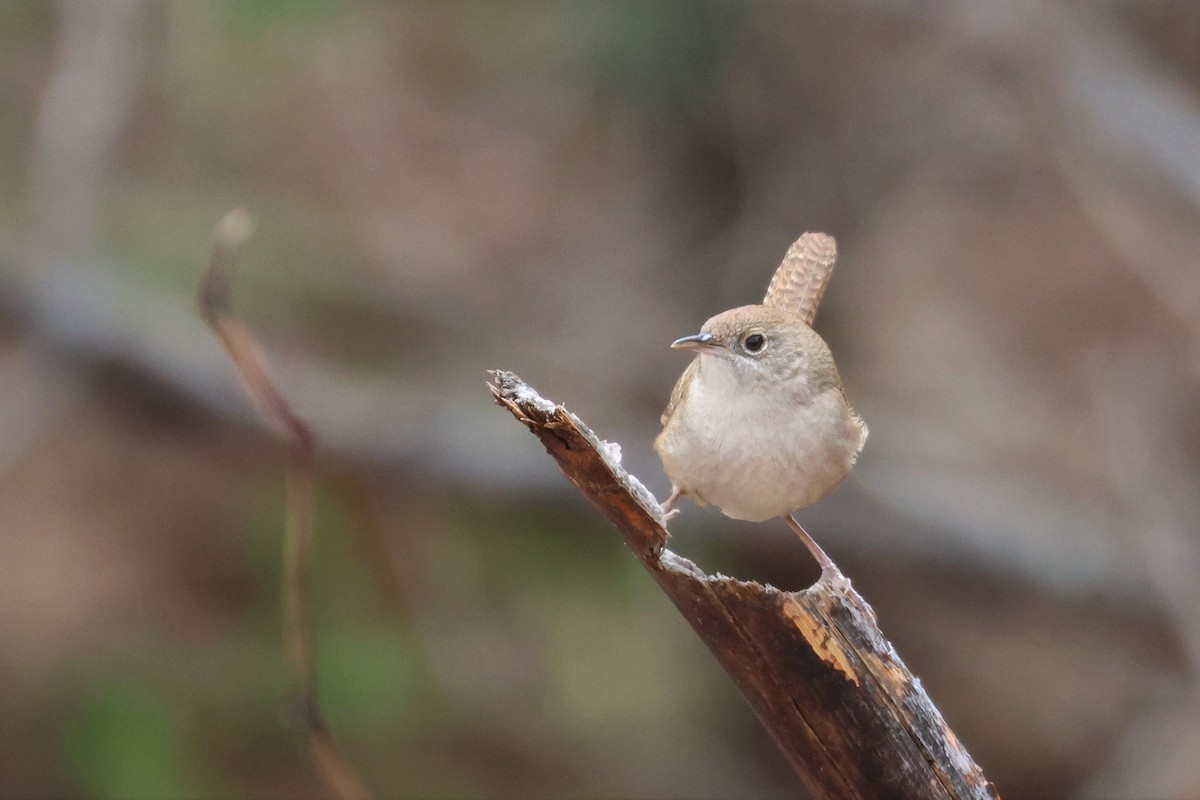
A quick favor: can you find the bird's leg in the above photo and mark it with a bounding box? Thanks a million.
[785,515,849,591]
[660,487,684,524]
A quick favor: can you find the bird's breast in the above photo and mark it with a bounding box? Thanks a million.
[656,365,862,521]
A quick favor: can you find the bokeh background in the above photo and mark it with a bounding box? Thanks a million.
[4,1,1200,797]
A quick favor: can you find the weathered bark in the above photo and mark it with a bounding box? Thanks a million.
[490,370,999,800]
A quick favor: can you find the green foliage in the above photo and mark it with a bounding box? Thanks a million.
[455,496,718,738]
[250,487,432,737]
[317,618,428,737]
[567,0,746,124]
[100,188,368,326]
[62,677,236,800]
[459,497,629,598]
[221,0,347,39]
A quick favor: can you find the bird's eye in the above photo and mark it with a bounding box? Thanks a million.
[743,333,766,353]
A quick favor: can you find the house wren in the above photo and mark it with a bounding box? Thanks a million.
[654,233,866,575]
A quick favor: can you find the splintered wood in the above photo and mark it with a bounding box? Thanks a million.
[490,370,998,800]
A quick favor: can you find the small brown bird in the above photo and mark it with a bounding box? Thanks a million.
[654,233,866,576]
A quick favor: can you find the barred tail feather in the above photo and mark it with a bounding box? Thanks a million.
[762,232,837,326]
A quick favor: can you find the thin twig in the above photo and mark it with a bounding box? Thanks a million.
[199,209,371,800]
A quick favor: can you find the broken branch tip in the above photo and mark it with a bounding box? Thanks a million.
[218,207,256,247]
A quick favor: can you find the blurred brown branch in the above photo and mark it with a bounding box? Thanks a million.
[198,210,371,800]
[490,370,998,800]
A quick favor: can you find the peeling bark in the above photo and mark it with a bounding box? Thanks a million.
[491,370,999,800]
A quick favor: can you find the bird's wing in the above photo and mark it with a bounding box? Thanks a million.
[660,359,698,426]
[761,232,837,326]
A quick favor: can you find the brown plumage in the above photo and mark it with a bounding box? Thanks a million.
[654,232,866,526]
[762,232,837,326]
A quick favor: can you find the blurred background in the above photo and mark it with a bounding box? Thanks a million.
[3,1,1200,797]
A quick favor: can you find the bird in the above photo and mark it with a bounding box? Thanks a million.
[653,232,866,578]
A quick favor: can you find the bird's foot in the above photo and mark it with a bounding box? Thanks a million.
[659,487,684,526]
[785,515,851,593]
[818,562,852,594]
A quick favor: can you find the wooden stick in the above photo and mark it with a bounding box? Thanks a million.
[490,369,999,800]
[200,210,371,800]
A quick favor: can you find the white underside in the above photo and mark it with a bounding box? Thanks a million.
[657,358,863,522]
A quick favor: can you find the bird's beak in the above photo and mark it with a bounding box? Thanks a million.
[671,332,724,354]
